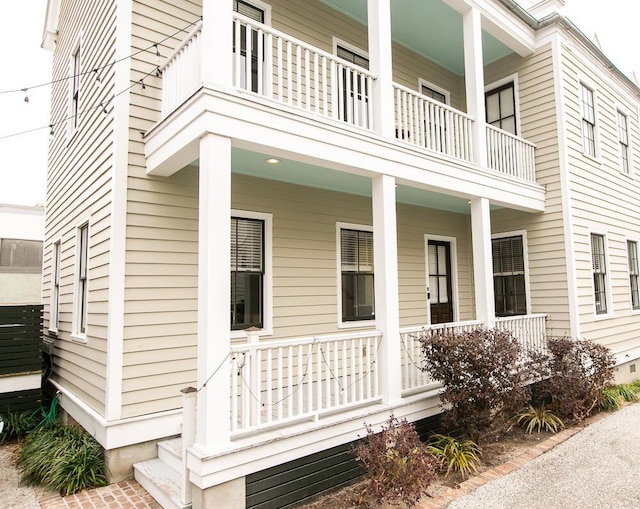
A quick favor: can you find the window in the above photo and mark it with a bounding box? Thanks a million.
[231,217,264,330]
[421,84,447,104]
[51,241,61,331]
[340,228,375,322]
[336,43,370,128]
[232,0,266,93]
[580,83,596,157]
[0,238,43,272]
[70,40,81,130]
[628,241,640,310]
[492,235,526,316]
[618,110,630,173]
[485,82,516,135]
[591,233,608,315]
[76,224,89,335]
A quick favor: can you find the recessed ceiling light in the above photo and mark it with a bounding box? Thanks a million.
[265,158,280,164]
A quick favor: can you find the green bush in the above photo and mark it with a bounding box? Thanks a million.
[419,328,530,442]
[427,433,481,478]
[18,421,108,495]
[530,337,615,422]
[352,415,438,506]
[598,387,623,412]
[0,410,42,444]
[614,383,639,402]
[515,405,564,434]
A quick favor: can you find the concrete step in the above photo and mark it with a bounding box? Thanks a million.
[134,458,190,509]
[158,437,182,473]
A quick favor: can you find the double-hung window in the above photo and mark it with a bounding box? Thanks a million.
[51,241,61,331]
[485,82,517,135]
[580,83,597,157]
[492,235,527,316]
[231,217,264,330]
[618,110,630,173]
[75,224,89,336]
[628,241,640,310]
[591,233,608,315]
[70,40,81,131]
[421,84,447,104]
[336,44,370,128]
[340,228,375,322]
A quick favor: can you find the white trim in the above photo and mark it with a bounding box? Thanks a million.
[0,373,41,393]
[418,78,450,105]
[588,229,613,320]
[50,380,182,450]
[336,221,375,329]
[230,209,273,339]
[577,76,601,161]
[72,219,90,342]
[614,106,634,176]
[48,237,62,334]
[332,37,369,62]
[484,73,521,136]
[424,234,459,323]
[41,0,61,51]
[104,0,132,422]
[553,35,580,339]
[237,0,272,25]
[491,229,531,316]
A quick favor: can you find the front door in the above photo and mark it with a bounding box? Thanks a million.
[428,240,453,324]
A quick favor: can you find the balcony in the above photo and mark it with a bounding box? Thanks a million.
[158,14,537,183]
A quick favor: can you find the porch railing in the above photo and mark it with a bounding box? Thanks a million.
[229,330,382,435]
[486,125,537,182]
[495,313,548,359]
[400,320,483,394]
[393,84,474,162]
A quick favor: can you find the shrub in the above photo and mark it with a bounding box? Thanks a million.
[614,383,639,402]
[19,421,108,495]
[419,328,530,442]
[515,405,564,434]
[352,415,438,506]
[427,433,481,478]
[0,409,41,444]
[530,337,614,422]
[598,387,622,412]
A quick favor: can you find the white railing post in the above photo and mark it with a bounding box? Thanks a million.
[245,327,261,426]
[180,386,197,506]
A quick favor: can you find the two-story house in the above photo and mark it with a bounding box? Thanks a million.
[40,0,640,507]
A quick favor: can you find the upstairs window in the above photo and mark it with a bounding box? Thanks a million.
[336,44,370,128]
[0,238,43,273]
[69,40,81,131]
[492,235,526,316]
[628,240,640,310]
[591,233,608,315]
[232,0,266,93]
[231,217,264,330]
[421,84,447,104]
[485,82,516,135]
[580,83,596,157]
[618,110,630,174]
[340,228,375,322]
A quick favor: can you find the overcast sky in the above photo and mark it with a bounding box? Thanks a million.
[0,1,638,207]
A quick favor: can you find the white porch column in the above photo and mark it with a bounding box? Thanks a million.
[372,174,402,404]
[202,0,233,87]
[367,0,394,138]
[463,7,488,168]
[470,197,495,327]
[195,133,232,452]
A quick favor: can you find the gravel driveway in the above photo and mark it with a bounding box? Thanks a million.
[448,403,640,509]
[0,443,41,509]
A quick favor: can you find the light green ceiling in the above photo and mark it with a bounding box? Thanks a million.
[319,0,514,75]
[231,147,474,214]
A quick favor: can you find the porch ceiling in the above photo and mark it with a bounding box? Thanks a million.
[232,147,475,214]
[319,0,514,75]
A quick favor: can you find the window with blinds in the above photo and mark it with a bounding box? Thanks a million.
[340,229,374,321]
[233,0,265,93]
[591,233,608,314]
[231,217,264,329]
[492,235,526,316]
[336,45,370,128]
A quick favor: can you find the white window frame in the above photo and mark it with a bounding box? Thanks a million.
[589,230,612,319]
[616,106,633,175]
[68,32,83,139]
[232,0,271,93]
[230,209,273,339]
[418,78,450,105]
[627,238,640,313]
[491,230,532,316]
[235,0,271,24]
[336,221,374,329]
[49,239,62,334]
[424,234,459,324]
[72,221,89,342]
[578,79,600,160]
[332,38,370,128]
[484,73,521,135]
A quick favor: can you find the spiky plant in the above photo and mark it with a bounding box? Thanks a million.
[516,405,565,434]
[427,433,481,478]
[598,388,623,412]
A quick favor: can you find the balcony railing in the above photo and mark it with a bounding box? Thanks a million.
[160,18,537,182]
[495,313,548,360]
[229,330,382,435]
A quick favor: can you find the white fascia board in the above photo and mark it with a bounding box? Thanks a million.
[41,0,61,51]
[0,373,41,393]
[145,88,546,213]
